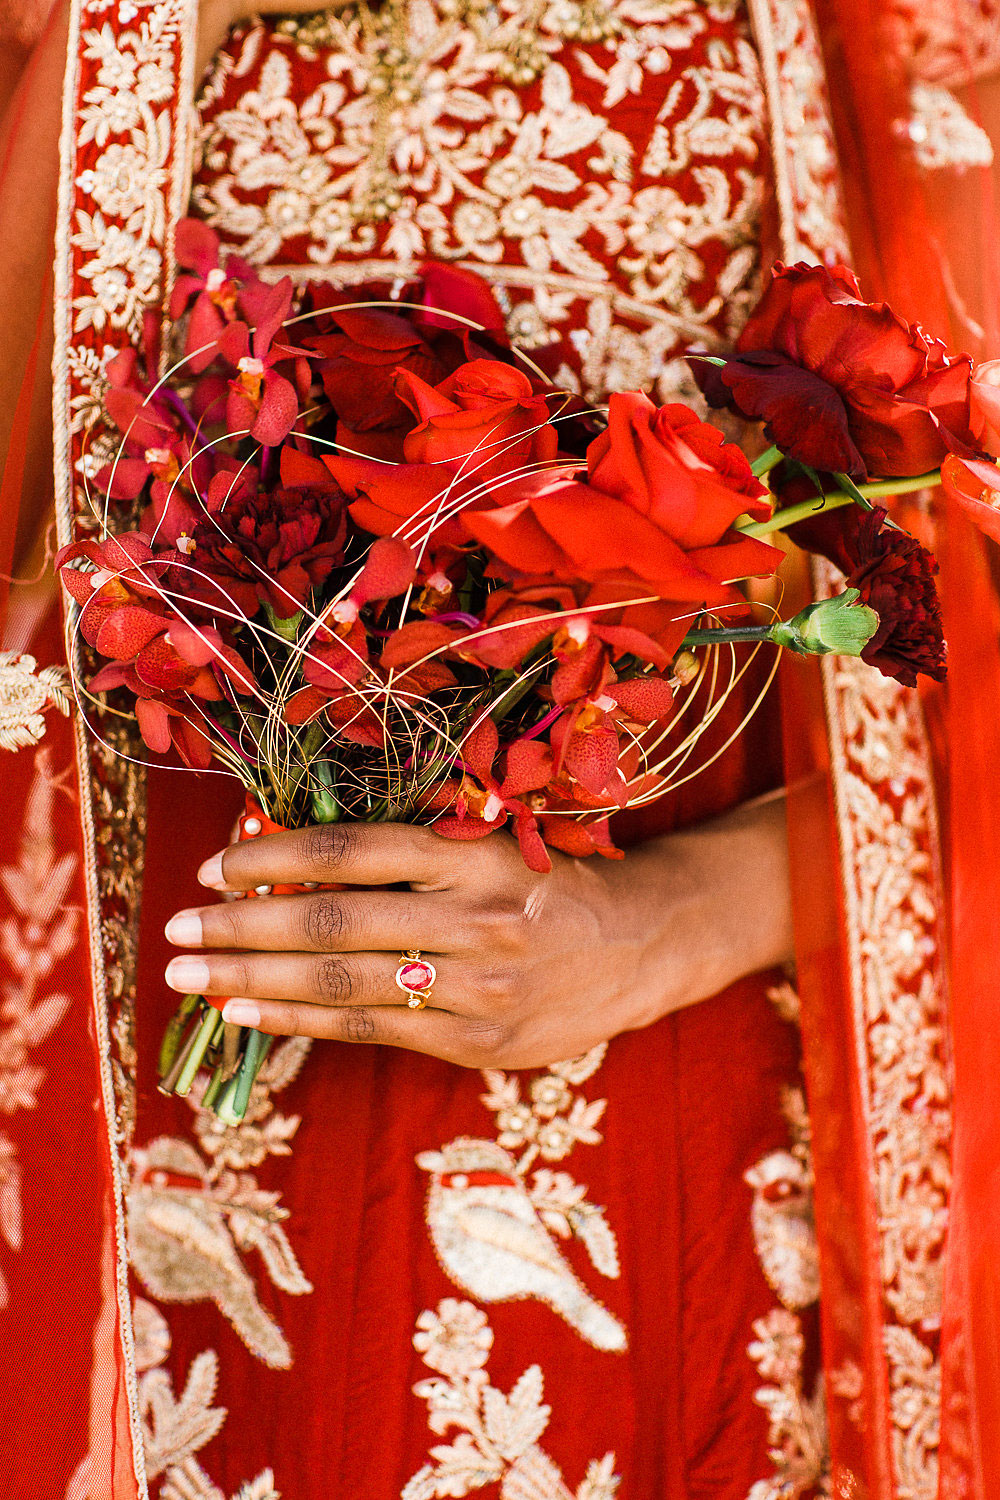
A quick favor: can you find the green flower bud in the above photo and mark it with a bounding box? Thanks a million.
[771,588,880,658]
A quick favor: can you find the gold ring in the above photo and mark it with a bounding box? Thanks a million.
[396,949,436,1010]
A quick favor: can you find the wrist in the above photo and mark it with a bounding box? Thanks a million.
[626,791,793,1023]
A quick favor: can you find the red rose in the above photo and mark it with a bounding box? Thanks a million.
[699,263,975,480]
[465,393,780,622]
[323,359,558,547]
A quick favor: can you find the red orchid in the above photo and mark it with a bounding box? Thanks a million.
[170,218,256,373]
[429,718,554,873]
[223,278,312,446]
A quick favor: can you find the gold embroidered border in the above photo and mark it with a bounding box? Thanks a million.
[817,561,950,1500]
[52,1,202,1491]
[745,0,849,265]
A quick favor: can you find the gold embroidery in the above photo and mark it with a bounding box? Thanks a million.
[417,1047,625,1351]
[134,1296,280,1500]
[404,1298,620,1500]
[746,1087,832,1499]
[745,0,849,264]
[907,82,994,171]
[0,749,78,1308]
[744,1100,820,1313]
[819,563,951,1500]
[192,0,768,402]
[747,1309,830,1500]
[0,655,71,752]
[128,1037,314,1371]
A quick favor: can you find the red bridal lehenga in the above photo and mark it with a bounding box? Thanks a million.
[4,0,1000,1496]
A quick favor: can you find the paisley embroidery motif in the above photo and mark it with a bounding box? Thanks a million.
[417,1046,626,1352]
[127,1037,314,1371]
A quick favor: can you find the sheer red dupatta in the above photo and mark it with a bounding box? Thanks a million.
[796,1,1000,1491]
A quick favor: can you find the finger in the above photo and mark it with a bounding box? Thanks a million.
[164,949,455,1011]
[166,888,461,955]
[241,995,490,1066]
[198,821,458,893]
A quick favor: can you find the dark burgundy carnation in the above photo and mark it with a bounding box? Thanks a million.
[796,504,946,685]
[694,262,976,481]
[176,485,348,620]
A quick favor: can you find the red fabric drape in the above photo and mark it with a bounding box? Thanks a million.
[809,0,1000,1488]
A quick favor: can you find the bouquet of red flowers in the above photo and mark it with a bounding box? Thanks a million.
[57,226,997,1122]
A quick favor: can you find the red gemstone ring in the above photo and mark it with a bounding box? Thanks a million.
[396,950,436,1009]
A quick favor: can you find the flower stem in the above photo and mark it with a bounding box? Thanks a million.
[173,1006,224,1097]
[214,1028,273,1125]
[750,444,783,477]
[682,625,774,646]
[738,470,941,538]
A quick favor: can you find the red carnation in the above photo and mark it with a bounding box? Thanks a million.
[697,263,975,480]
[795,505,946,685]
[174,484,349,620]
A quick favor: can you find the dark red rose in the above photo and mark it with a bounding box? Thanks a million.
[696,263,976,480]
[796,505,946,685]
[174,484,349,619]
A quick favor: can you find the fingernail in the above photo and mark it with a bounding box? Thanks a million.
[164,909,203,946]
[197,851,227,889]
[165,956,210,992]
[223,999,261,1026]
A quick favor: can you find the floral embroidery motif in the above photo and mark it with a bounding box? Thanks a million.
[744,1087,820,1313]
[192,0,769,402]
[746,1086,831,1499]
[128,1037,314,1370]
[69,3,186,341]
[820,566,952,1500]
[417,1047,625,1351]
[907,82,994,171]
[0,749,78,1308]
[135,1297,280,1500]
[403,1298,619,1500]
[0,654,71,752]
[747,1309,830,1500]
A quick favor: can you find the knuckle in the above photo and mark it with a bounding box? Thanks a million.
[224,957,254,996]
[302,893,346,948]
[340,1006,377,1043]
[472,903,526,953]
[314,954,354,1005]
[301,822,355,874]
[208,901,243,946]
[460,1016,511,1067]
[478,962,519,1006]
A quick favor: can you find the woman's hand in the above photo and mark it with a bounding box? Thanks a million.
[164,794,793,1070]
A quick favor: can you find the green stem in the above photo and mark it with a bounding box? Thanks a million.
[173,1006,224,1097]
[682,625,774,646]
[214,1029,273,1125]
[738,470,941,538]
[750,444,782,478]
